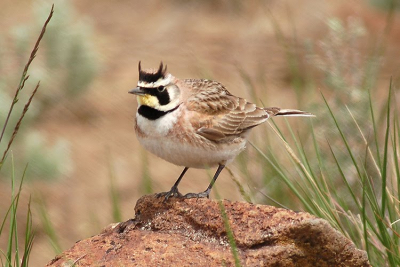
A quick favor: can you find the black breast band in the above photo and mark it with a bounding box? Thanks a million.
[138,105,180,120]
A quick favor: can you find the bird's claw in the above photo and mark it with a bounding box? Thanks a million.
[156,187,183,202]
[183,191,210,199]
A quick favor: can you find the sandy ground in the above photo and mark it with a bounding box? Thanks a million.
[0,0,399,265]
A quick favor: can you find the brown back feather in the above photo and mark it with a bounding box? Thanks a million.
[185,80,270,141]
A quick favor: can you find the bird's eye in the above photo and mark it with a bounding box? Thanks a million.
[157,86,166,92]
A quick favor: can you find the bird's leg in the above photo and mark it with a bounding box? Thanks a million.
[157,167,189,202]
[184,164,225,199]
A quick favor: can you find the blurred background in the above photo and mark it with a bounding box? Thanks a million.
[0,0,399,265]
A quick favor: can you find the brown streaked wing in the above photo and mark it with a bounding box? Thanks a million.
[196,128,226,141]
[211,101,269,136]
[185,81,269,140]
[186,80,239,115]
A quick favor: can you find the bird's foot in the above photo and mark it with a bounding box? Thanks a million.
[156,186,183,202]
[183,190,210,199]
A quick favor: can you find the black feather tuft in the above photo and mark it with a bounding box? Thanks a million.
[138,61,167,83]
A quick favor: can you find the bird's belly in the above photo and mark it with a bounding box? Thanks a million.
[137,135,246,168]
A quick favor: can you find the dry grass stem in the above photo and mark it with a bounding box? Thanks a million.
[0,5,54,167]
[1,82,40,164]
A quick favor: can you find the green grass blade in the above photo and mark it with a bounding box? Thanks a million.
[0,192,19,234]
[249,141,314,212]
[380,79,392,216]
[321,93,364,180]
[140,149,152,194]
[346,105,382,178]
[107,151,122,222]
[36,197,62,254]
[218,200,241,267]
[267,120,330,215]
[6,155,17,267]
[393,116,400,211]
[21,197,34,267]
[225,167,252,203]
[361,161,370,260]
[213,185,242,267]
[3,159,29,267]
[378,79,395,265]
[368,88,382,168]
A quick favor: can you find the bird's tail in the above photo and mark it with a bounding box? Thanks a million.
[265,107,315,117]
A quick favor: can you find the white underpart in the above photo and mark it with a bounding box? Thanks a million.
[136,107,179,137]
[136,107,246,168]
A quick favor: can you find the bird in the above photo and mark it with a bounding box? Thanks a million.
[129,62,314,201]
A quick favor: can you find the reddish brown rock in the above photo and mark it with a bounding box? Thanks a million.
[47,194,370,266]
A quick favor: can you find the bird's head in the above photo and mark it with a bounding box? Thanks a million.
[129,62,181,112]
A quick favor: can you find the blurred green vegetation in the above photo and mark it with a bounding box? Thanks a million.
[0,162,34,267]
[0,0,99,181]
[1,5,54,266]
[369,0,400,10]
[231,13,400,265]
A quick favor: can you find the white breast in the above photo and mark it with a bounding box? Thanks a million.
[136,108,179,137]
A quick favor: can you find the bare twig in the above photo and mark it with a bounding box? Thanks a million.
[0,5,54,145]
[0,5,54,167]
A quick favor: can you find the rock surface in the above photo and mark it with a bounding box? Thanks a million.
[47,194,370,266]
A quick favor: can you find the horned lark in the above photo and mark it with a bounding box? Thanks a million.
[129,62,313,201]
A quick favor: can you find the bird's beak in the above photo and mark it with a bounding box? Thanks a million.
[128,87,146,95]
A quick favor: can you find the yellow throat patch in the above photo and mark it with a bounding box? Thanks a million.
[137,95,158,108]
